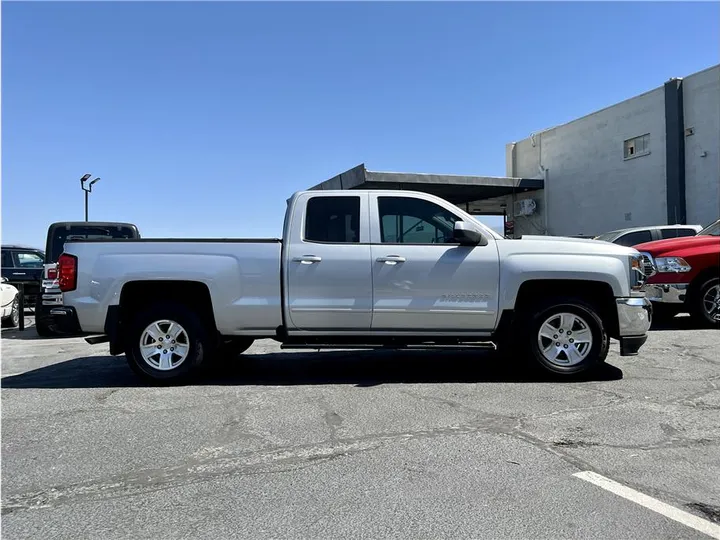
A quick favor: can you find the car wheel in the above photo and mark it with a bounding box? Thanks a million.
[125,301,212,384]
[2,296,20,328]
[522,298,609,376]
[691,277,720,328]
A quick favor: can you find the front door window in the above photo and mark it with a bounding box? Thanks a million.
[378,196,459,244]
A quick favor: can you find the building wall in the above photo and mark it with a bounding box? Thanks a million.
[509,87,669,237]
[683,65,720,227]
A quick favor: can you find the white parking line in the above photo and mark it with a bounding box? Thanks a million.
[573,471,720,539]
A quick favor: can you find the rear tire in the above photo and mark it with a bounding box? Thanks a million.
[125,301,212,384]
[519,298,609,376]
[34,297,56,336]
[691,277,720,328]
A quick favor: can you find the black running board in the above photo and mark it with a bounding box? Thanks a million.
[85,335,110,345]
[280,342,496,351]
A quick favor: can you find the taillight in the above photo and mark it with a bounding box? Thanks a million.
[58,254,78,292]
[47,268,58,280]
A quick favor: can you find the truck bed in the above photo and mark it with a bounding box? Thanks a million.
[64,239,283,335]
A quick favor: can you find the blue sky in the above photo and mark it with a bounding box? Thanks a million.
[3,1,719,246]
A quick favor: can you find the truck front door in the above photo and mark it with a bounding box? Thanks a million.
[369,194,500,332]
[285,192,373,331]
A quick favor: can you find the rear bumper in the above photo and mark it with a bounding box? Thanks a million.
[46,306,82,334]
[642,283,689,304]
[615,297,652,357]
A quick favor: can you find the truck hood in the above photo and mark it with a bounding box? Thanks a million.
[506,235,637,256]
[633,235,718,256]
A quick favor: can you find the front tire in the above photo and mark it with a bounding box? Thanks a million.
[521,298,609,376]
[691,277,720,328]
[125,302,212,383]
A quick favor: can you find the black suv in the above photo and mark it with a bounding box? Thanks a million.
[1,245,46,307]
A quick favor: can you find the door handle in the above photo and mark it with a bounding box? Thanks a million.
[292,255,322,265]
[376,255,406,265]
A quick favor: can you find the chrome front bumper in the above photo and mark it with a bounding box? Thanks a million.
[616,297,652,356]
[616,297,652,336]
[642,283,689,304]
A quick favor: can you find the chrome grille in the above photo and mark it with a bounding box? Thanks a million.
[639,252,657,278]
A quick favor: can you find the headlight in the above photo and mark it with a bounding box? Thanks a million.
[655,257,691,273]
[629,254,646,290]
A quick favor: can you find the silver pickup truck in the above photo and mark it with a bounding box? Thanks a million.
[56,189,652,382]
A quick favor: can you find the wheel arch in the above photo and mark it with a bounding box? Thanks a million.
[513,279,619,338]
[107,280,218,355]
[687,266,720,302]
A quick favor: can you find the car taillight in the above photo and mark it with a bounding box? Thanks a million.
[47,268,58,280]
[58,254,78,292]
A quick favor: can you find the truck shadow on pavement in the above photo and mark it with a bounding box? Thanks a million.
[1,349,624,389]
[649,316,713,331]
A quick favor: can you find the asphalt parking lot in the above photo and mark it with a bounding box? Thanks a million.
[2,315,719,539]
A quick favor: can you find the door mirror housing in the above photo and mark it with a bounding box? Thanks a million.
[0,276,8,283]
[453,221,485,246]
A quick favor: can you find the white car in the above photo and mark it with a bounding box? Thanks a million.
[1,277,20,328]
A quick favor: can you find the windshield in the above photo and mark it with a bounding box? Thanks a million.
[49,225,138,262]
[593,231,620,242]
[697,219,720,236]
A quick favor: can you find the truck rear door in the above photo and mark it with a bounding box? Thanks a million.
[284,192,373,331]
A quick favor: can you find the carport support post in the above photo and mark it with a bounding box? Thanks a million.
[18,283,24,331]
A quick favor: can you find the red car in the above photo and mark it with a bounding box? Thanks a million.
[634,219,720,327]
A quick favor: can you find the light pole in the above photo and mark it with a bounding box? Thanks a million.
[80,174,101,221]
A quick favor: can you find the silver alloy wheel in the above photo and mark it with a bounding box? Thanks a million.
[11,297,19,326]
[537,312,593,367]
[139,319,190,371]
[702,284,720,322]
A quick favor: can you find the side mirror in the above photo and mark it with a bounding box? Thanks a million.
[453,221,484,246]
[0,276,8,283]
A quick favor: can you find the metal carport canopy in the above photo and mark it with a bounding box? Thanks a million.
[308,164,544,205]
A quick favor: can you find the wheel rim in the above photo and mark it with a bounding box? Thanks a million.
[12,299,19,324]
[139,319,190,371]
[702,284,720,322]
[537,312,593,367]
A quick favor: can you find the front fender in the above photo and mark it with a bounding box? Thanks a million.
[499,253,628,311]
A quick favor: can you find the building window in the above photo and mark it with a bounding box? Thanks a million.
[624,134,650,159]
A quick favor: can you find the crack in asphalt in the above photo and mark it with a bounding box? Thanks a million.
[7,384,717,516]
[0,425,487,514]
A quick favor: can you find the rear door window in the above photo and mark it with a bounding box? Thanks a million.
[1,250,13,268]
[13,251,44,268]
[304,196,360,244]
[616,230,653,246]
[661,228,697,239]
